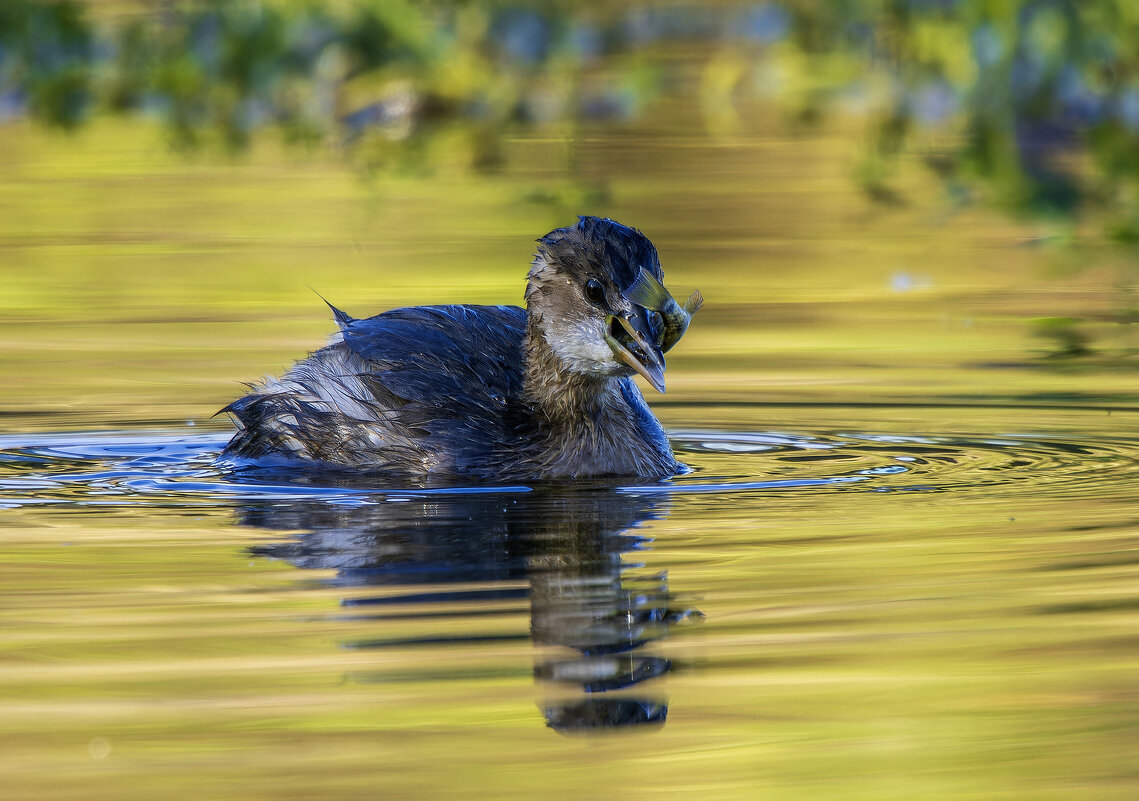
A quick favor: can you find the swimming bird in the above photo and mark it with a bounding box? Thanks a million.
[220,216,702,480]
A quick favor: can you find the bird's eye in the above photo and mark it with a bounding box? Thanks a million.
[584,279,606,306]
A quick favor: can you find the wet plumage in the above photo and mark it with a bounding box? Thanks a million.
[220,216,700,480]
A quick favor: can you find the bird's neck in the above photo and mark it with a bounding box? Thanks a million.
[520,322,676,478]
[522,324,616,425]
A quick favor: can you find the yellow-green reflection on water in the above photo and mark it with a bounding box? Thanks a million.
[1,106,1138,800]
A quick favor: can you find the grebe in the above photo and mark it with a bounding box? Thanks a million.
[221,216,701,480]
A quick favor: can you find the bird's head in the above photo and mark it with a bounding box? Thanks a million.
[525,217,701,393]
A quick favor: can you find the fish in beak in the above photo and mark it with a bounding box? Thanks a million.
[605,270,702,393]
[622,268,703,353]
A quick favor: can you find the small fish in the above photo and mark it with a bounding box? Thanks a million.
[622,268,703,352]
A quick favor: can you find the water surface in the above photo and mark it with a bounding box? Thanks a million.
[2,401,1137,800]
[2,108,1139,800]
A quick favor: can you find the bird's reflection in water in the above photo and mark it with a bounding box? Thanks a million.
[235,484,701,732]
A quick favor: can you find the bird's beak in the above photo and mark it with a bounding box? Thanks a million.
[605,307,667,393]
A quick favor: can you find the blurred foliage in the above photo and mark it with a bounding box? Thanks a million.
[7,0,1139,216]
[753,1,1139,223]
[0,0,677,167]
[740,0,1139,356]
[4,0,1139,354]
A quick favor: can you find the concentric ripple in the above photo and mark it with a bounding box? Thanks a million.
[663,428,1139,498]
[0,417,1136,508]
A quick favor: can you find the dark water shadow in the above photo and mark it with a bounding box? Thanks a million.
[235,485,701,733]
